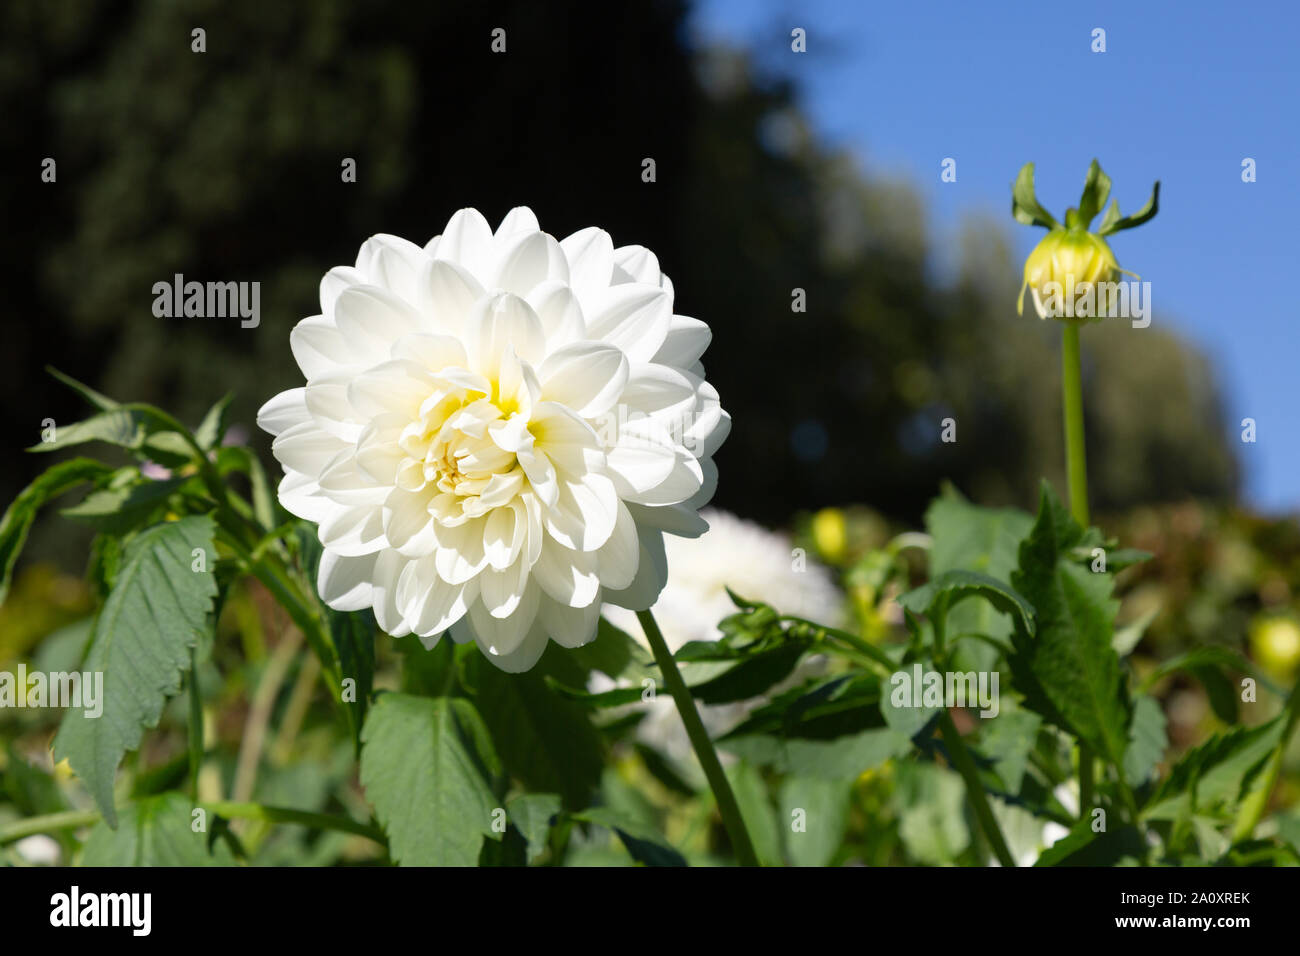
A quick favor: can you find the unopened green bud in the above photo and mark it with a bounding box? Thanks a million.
[1018,228,1122,320]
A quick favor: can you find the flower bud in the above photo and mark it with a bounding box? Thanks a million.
[811,507,848,564]
[1249,615,1300,679]
[1019,228,1122,320]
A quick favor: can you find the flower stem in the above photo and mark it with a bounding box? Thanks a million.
[1061,324,1090,529]
[635,608,760,866]
[938,709,1017,867]
[1061,322,1096,817]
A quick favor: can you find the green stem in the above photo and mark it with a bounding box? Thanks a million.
[636,608,760,867]
[187,646,203,796]
[1232,674,1300,840]
[938,710,1017,867]
[0,809,100,846]
[1061,323,1090,528]
[206,801,385,844]
[1061,323,1096,818]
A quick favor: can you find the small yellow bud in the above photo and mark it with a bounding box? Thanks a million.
[1019,228,1123,321]
[1249,615,1300,679]
[811,507,848,564]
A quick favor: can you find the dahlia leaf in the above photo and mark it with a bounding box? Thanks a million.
[82,792,237,866]
[572,807,688,867]
[505,792,562,863]
[28,403,196,460]
[778,774,852,866]
[688,641,808,704]
[46,366,119,412]
[1144,718,1284,822]
[325,605,375,753]
[719,727,911,779]
[974,701,1041,794]
[473,663,604,808]
[924,487,1034,668]
[725,759,783,865]
[360,694,500,866]
[1009,484,1129,766]
[896,568,1035,640]
[0,457,113,604]
[52,515,218,827]
[60,476,190,535]
[194,393,234,450]
[1123,695,1169,788]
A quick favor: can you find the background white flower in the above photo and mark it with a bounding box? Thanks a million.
[258,208,729,671]
[599,508,844,771]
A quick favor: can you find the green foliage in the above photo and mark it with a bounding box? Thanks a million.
[82,793,237,866]
[0,457,111,603]
[359,694,499,867]
[53,515,218,826]
[1010,484,1129,765]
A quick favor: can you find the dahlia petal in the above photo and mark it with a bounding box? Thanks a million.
[291,316,354,380]
[603,525,668,612]
[533,537,600,608]
[390,332,469,372]
[304,375,364,442]
[539,595,601,649]
[479,559,531,619]
[544,474,618,551]
[477,617,551,673]
[595,500,642,588]
[491,229,569,298]
[538,341,629,418]
[318,550,378,612]
[277,471,334,522]
[495,206,540,237]
[257,388,310,438]
[584,283,673,362]
[272,421,350,476]
[383,487,439,558]
[469,579,539,654]
[427,208,494,279]
[612,244,662,286]
[526,280,587,348]
[468,292,546,375]
[357,234,436,316]
[318,503,387,556]
[559,226,614,297]
[348,359,434,419]
[433,516,490,584]
[320,266,365,321]
[371,549,412,637]
[652,314,711,369]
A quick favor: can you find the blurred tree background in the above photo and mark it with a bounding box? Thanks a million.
[0,0,1238,571]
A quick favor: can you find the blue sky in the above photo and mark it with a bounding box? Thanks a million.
[691,0,1300,513]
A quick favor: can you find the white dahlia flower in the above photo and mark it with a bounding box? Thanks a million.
[257,207,729,671]
[599,509,843,768]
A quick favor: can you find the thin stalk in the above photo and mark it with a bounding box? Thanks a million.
[0,810,100,846]
[636,608,760,866]
[1232,674,1300,840]
[938,710,1017,867]
[1061,323,1095,817]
